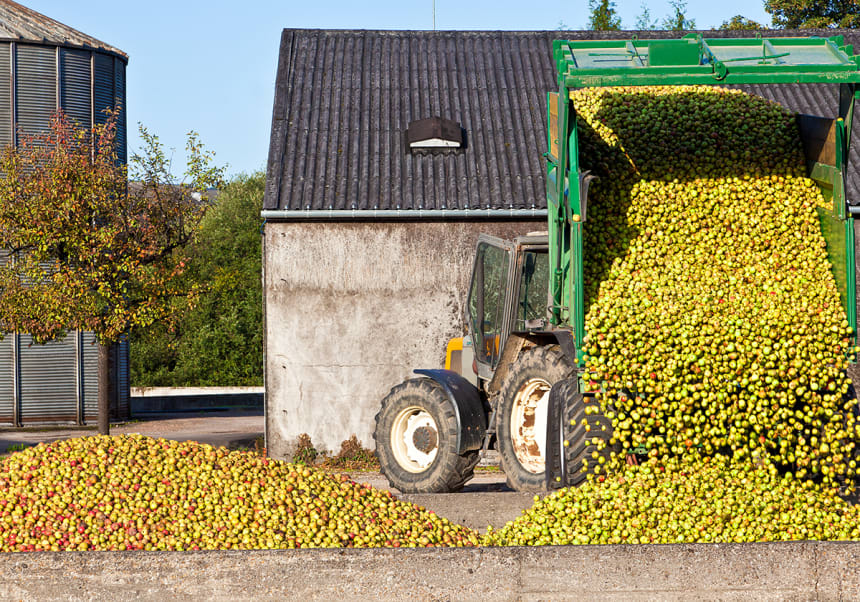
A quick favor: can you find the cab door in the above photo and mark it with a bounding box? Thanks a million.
[465,235,515,381]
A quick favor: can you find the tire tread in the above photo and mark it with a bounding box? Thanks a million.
[496,345,575,491]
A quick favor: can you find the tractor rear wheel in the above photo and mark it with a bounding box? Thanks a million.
[496,345,575,491]
[558,379,620,487]
[373,378,479,493]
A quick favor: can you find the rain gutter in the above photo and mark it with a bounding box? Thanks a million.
[260,208,548,220]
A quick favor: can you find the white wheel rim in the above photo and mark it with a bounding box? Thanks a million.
[390,406,439,473]
[510,378,550,474]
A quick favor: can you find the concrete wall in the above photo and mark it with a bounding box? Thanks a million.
[264,220,540,457]
[130,387,264,414]
[1,542,858,600]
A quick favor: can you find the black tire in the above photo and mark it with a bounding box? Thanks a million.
[496,345,575,491]
[373,378,480,493]
[560,381,620,487]
[828,382,860,494]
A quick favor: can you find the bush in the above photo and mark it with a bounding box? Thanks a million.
[293,433,319,465]
[321,435,379,471]
[130,171,263,386]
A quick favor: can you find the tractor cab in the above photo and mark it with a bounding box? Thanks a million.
[465,233,551,381]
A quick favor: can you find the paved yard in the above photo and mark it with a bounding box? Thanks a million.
[0,410,264,452]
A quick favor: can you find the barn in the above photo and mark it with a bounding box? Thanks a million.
[262,28,860,458]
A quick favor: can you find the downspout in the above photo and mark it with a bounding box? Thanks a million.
[261,217,268,455]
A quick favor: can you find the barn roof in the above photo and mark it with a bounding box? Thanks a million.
[0,0,126,59]
[263,29,860,219]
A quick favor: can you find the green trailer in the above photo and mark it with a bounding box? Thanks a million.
[373,34,860,494]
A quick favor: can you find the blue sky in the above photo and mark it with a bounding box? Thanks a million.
[24,1,773,179]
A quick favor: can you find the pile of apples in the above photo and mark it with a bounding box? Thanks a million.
[486,452,860,546]
[0,435,480,551]
[574,86,858,485]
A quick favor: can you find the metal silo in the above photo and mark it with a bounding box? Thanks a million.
[0,0,129,425]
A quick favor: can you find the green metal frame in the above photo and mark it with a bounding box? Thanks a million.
[546,35,860,366]
[813,109,857,339]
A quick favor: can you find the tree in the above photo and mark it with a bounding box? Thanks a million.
[0,112,224,434]
[765,0,860,28]
[719,15,765,29]
[661,0,696,30]
[589,0,622,30]
[131,172,263,387]
[635,2,659,30]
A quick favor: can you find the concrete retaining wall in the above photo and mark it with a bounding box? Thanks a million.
[130,387,264,414]
[0,542,857,600]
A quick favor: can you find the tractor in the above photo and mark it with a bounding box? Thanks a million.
[373,34,860,493]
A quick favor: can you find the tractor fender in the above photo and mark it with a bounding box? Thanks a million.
[486,330,577,398]
[414,369,487,454]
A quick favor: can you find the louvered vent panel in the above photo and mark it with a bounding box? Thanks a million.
[0,44,12,148]
[19,333,77,423]
[15,44,56,141]
[111,340,129,419]
[93,53,113,126]
[60,48,91,128]
[82,332,99,422]
[0,336,14,425]
[114,58,126,163]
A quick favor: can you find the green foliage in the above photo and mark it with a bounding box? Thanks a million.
[718,15,765,29]
[588,0,622,30]
[0,112,223,345]
[661,0,696,30]
[765,0,860,28]
[634,2,658,30]
[130,171,263,386]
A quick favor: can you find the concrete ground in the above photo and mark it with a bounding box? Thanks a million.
[0,411,533,532]
[354,471,536,532]
[0,410,265,452]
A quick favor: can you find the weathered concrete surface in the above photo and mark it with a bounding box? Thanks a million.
[0,542,857,600]
[263,220,541,457]
[401,492,536,532]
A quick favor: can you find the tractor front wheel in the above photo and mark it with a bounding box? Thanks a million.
[374,378,479,493]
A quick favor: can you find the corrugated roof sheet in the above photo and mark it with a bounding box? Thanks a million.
[264,29,860,215]
[0,0,126,59]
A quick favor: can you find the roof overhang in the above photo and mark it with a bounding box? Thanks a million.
[261,208,547,221]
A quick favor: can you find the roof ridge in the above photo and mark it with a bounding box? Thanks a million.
[276,27,860,35]
[0,0,126,58]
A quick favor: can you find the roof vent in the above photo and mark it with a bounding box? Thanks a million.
[406,116,464,152]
